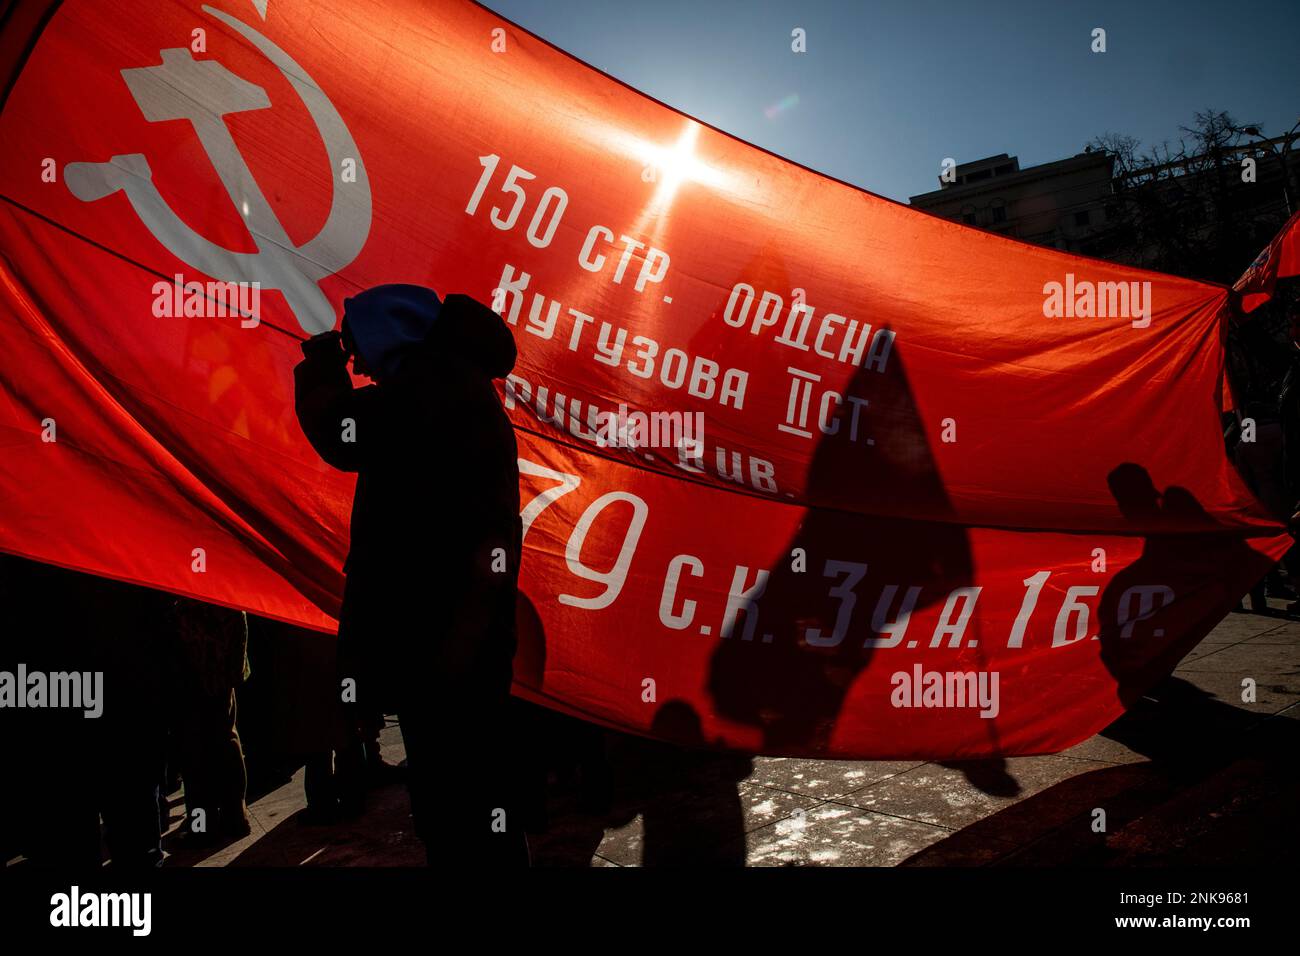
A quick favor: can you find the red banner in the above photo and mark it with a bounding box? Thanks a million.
[0,0,1288,758]
[1234,207,1300,314]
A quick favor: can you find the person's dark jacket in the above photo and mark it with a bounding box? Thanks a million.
[293,290,521,709]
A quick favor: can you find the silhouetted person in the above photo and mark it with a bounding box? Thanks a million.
[4,561,169,868]
[294,284,526,865]
[165,596,251,843]
[1,557,102,866]
[82,575,171,868]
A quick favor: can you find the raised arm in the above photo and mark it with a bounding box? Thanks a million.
[293,331,378,472]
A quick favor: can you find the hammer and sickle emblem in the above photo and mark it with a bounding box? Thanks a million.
[64,5,371,334]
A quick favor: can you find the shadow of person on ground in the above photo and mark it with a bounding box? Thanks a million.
[522,701,751,866]
[636,700,752,866]
[937,758,1021,799]
[900,676,1300,865]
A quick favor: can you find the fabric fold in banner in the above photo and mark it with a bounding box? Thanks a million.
[0,0,1289,757]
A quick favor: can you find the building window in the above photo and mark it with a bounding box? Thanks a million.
[961,205,977,225]
[991,202,1007,224]
[1074,210,1091,227]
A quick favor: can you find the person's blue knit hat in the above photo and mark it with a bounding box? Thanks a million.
[342,284,517,380]
[341,284,442,381]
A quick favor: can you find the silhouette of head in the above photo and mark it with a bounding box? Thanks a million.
[432,293,518,379]
[341,285,517,384]
[341,284,442,382]
[1107,462,1161,521]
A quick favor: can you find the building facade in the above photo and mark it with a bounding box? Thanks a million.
[908,151,1117,257]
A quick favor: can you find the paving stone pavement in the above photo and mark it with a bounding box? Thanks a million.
[178,603,1299,868]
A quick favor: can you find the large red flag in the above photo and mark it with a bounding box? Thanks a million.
[0,0,1287,757]
[1234,207,1300,314]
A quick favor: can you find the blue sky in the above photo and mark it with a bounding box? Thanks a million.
[479,0,1300,203]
